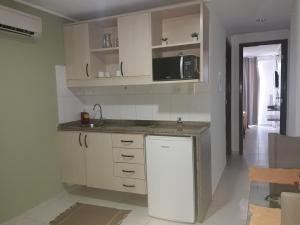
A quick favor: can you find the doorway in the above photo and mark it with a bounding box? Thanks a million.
[226,39,232,157]
[239,40,288,155]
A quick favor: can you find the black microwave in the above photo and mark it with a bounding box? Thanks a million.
[153,55,200,81]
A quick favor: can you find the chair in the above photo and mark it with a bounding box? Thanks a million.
[268,133,300,195]
[269,133,300,169]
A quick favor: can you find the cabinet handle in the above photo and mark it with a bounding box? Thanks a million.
[121,140,133,143]
[123,184,136,188]
[85,64,90,78]
[180,55,184,79]
[121,154,135,158]
[120,61,124,76]
[79,133,82,147]
[122,170,135,174]
[84,134,88,148]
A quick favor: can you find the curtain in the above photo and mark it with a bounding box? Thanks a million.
[243,57,259,125]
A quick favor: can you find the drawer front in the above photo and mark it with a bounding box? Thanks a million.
[114,163,145,179]
[113,148,145,164]
[116,178,147,194]
[112,134,144,149]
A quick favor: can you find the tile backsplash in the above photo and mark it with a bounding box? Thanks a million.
[55,65,211,123]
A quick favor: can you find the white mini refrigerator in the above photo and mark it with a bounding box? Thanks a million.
[145,135,196,223]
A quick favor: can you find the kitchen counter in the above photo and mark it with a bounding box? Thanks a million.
[57,119,210,137]
[57,119,211,222]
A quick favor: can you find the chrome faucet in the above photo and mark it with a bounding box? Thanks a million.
[93,104,103,120]
[177,117,183,125]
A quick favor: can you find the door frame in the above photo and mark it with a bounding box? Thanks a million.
[226,39,232,157]
[239,39,288,155]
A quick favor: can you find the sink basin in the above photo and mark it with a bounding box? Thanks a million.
[80,121,105,128]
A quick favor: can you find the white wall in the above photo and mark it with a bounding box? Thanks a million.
[231,30,289,152]
[56,83,211,122]
[55,65,84,123]
[208,9,227,193]
[55,7,227,195]
[288,0,300,136]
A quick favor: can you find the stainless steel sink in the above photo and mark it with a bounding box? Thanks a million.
[79,120,105,128]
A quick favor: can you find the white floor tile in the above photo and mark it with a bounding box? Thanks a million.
[147,217,197,225]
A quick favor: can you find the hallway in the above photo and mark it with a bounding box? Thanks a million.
[243,125,279,167]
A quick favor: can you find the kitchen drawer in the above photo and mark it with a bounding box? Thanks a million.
[112,134,144,149]
[113,148,145,164]
[116,177,147,194]
[114,163,145,179]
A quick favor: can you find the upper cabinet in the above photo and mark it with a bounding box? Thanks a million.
[151,2,209,82]
[64,1,209,87]
[64,23,91,80]
[118,12,152,77]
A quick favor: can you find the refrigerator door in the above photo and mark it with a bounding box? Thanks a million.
[146,136,195,223]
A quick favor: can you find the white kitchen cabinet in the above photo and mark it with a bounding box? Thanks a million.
[64,23,90,80]
[58,131,146,194]
[118,12,152,77]
[58,131,115,190]
[58,132,86,185]
[84,132,115,190]
[64,2,209,87]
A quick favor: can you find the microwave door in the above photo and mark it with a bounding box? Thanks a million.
[153,57,181,81]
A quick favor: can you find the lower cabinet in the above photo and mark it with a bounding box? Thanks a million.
[58,131,147,194]
[59,132,86,185]
[58,131,114,190]
[84,132,115,190]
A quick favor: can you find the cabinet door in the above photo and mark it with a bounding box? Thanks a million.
[64,23,90,80]
[118,12,152,77]
[58,132,86,185]
[84,133,115,190]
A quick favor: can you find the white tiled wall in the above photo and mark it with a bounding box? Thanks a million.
[55,66,211,123]
[55,65,84,123]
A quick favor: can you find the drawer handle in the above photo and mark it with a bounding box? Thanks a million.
[122,170,135,174]
[121,140,134,143]
[123,184,136,188]
[121,154,135,158]
[161,145,170,149]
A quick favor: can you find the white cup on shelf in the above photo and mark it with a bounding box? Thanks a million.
[97,71,104,78]
[116,70,122,77]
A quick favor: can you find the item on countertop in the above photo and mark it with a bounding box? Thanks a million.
[161,37,168,45]
[105,72,110,77]
[80,112,90,124]
[191,32,199,41]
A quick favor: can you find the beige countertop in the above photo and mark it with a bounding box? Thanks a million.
[57,119,210,137]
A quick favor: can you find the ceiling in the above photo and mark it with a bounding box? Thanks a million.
[206,0,294,34]
[243,44,281,57]
[14,0,295,34]
[14,0,186,20]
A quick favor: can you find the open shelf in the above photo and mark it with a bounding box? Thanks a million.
[90,47,119,54]
[151,5,201,58]
[152,41,200,50]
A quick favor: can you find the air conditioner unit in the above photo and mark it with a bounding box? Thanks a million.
[0,5,42,38]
